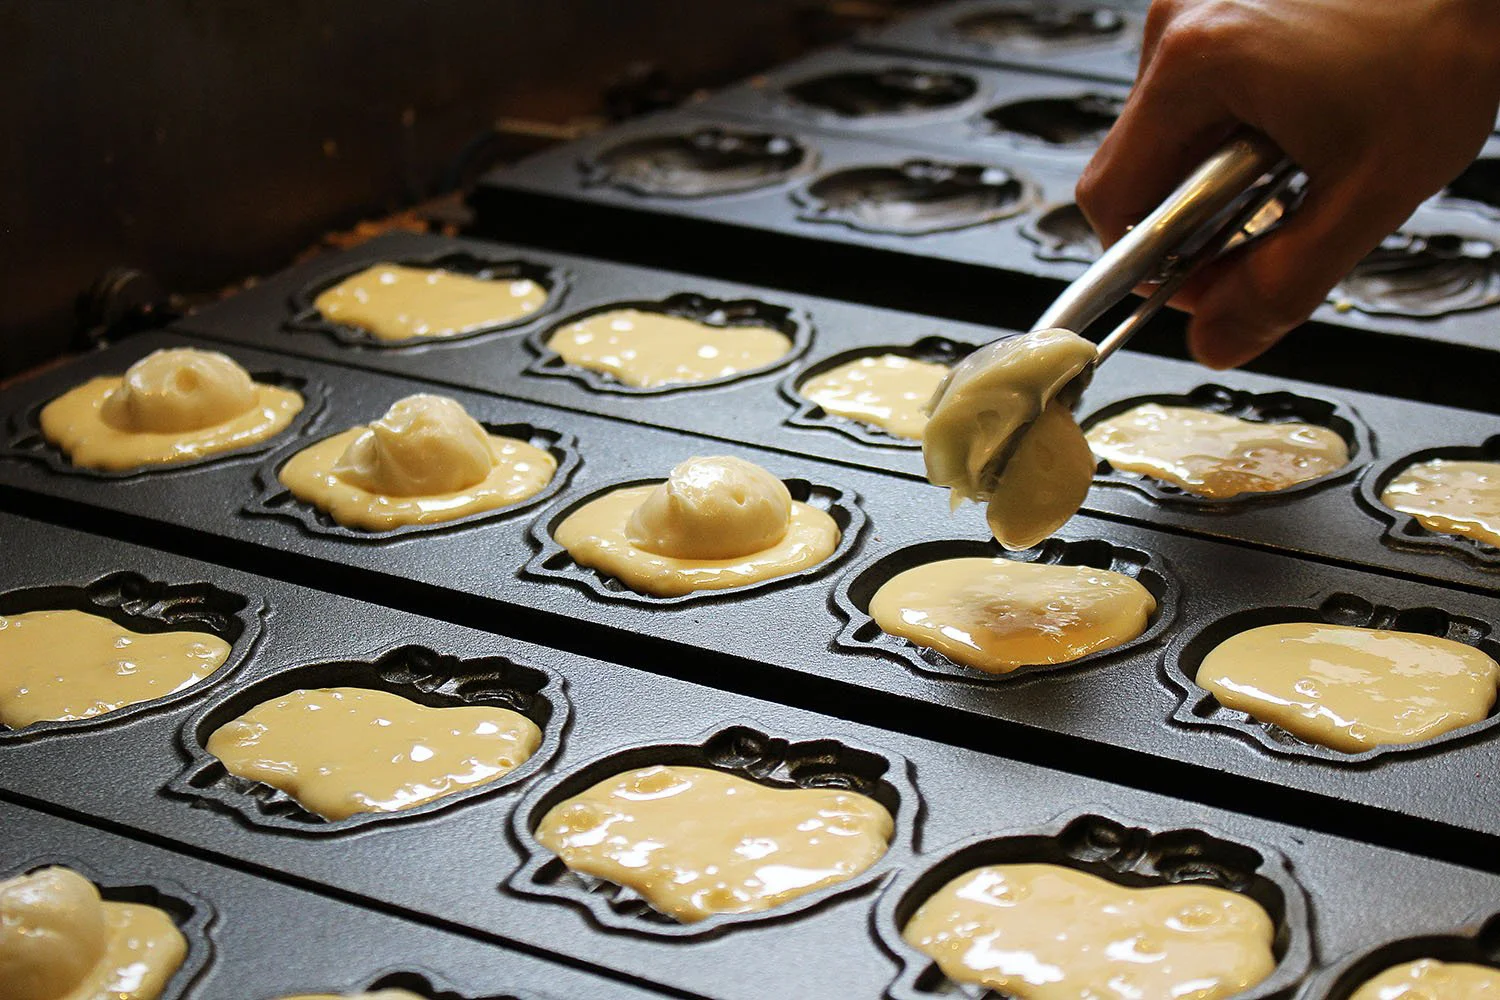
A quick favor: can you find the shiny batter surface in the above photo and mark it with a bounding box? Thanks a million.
[278,394,556,531]
[546,309,793,388]
[313,263,548,341]
[903,863,1276,1000]
[1349,958,1500,999]
[799,354,951,440]
[206,686,543,821]
[40,348,303,471]
[1085,403,1349,498]
[535,764,893,922]
[0,609,230,729]
[869,557,1155,674]
[554,456,839,597]
[1382,458,1500,549]
[0,865,186,1000]
[1199,623,1500,752]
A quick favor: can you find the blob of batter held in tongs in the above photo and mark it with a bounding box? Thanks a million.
[923,132,1298,548]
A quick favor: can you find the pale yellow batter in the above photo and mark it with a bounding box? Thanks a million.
[275,991,424,1000]
[1085,403,1350,499]
[923,329,1098,549]
[0,865,187,1000]
[313,263,549,342]
[39,348,304,471]
[535,764,893,922]
[868,557,1155,674]
[799,354,951,440]
[0,609,231,729]
[545,308,793,388]
[277,394,557,531]
[552,455,840,597]
[1382,459,1500,549]
[1199,623,1500,753]
[1349,958,1500,999]
[206,686,542,821]
[903,863,1276,1000]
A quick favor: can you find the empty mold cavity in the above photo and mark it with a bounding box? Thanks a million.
[783,68,979,118]
[1359,435,1500,569]
[1314,912,1500,1000]
[580,127,815,197]
[1165,594,1500,762]
[525,293,811,394]
[1080,383,1371,507]
[523,474,866,606]
[875,814,1311,1000]
[951,3,1127,48]
[833,535,1176,683]
[796,160,1034,235]
[1022,202,1103,263]
[271,971,546,1000]
[243,421,579,540]
[286,250,568,349]
[1330,232,1500,318]
[0,571,262,744]
[506,723,916,939]
[1436,158,1500,218]
[981,93,1123,146]
[779,336,978,448]
[168,644,566,833]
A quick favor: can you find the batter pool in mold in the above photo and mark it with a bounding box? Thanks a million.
[1348,958,1500,999]
[545,309,792,389]
[312,263,549,341]
[798,354,951,440]
[1382,458,1500,549]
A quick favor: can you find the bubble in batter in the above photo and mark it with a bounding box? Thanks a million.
[39,348,304,471]
[313,263,548,342]
[798,354,951,440]
[1349,958,1500,999]
[1085,403,1349,499]
[277,394,557,531]
[545,308,793,388]
[1382,458,1500,549]
[206,686,543,821]
[535,764,893,922]
[553,455,840,597]
[1198,622,1500,753]
[0,609,231,729]
[0,865,187,1000]
[869,556,1155,674]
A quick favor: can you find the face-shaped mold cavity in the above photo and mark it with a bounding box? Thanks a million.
[981,94,1124,146]
[580,127,815,197]
[874,814,1310,1000]
[1313,913,1500,1000]
[834,536,1175,683]
[1359,436,1500,569]
[1436,158,1500,218]
[951,3,1127,48]
[168,645,566,833]
[1165,594,1500,761]
[1023,202,1104,263]
[506,724,916,939]
[783,68,979,118]
[269,971,548,1000]
[1330,232,1500,318]
[797,160,1033,235]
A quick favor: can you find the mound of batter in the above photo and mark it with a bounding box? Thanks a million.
[314,263,549,342]
[1382,458,1500,549]
[1349,958,1500,999]
[545,308,793,388]
[799,353,951,440]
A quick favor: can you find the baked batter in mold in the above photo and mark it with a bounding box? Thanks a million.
[1382,459,1500,549]
[784,68,978,117]
[0,608,230,729]
[206,685,542,821]
[39,348,303,471]
[1349,958,1500,999]
[798,354,950,440]
[277,394,556,531]
[800,160,1031,234]
[0,865,186,1000]
[903,863,1275,1000]
[312,263,548,342]
[1199,622,1500,753]
[545,308,793,389]
[585,128,812,197]
[534,764,892,922]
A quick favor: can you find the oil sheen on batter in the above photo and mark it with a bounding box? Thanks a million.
[1085,403,1350,498]
[799,354,951,440]
[39,348,304,471]
[1349,958,1500,999]
[1382,458,1500,549]
[277,394,557,531]
[922,329,1098,550]
[0,609,230,729]
[0,865,187,1000]
[904,863,1276,1000]
[554,455,839,597]
[1199,623,1500,752]
[534,764,893,922]
[313,263,548,341]
[868,557,1155,674]
[545,308,793,388]
[206,686,543,821]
